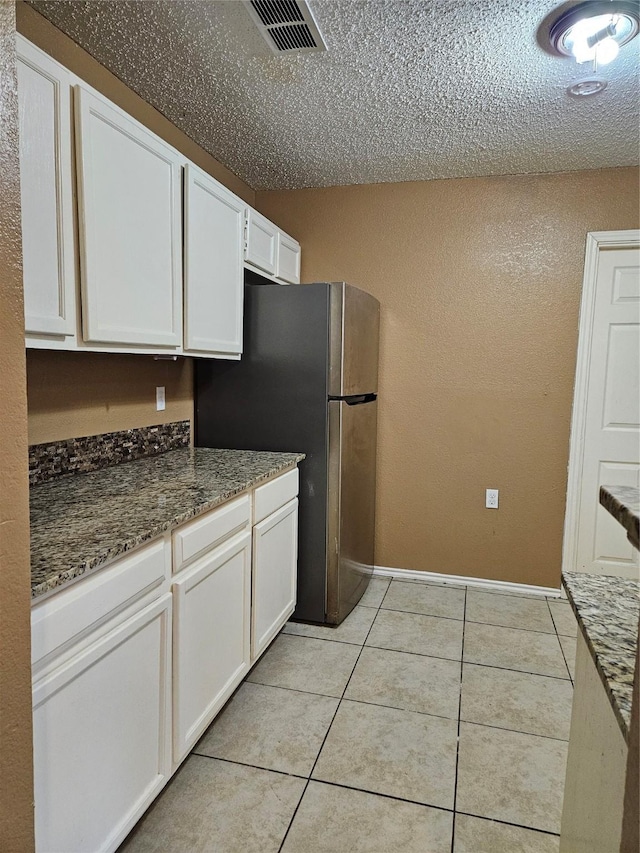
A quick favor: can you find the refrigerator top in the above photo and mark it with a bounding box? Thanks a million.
[325,282,380,398]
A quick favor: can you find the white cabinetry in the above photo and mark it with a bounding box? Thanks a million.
[251,469,299,659]
[245,208,278,276]
[184,164,245,357]
[31,540,172,853]
[172,494,252,763]
[18,35,303,356]
[277,231,301,284]
[245,208,301,284]
[17,36,76,340]
[75,85,183,348]
[31,465,300,851]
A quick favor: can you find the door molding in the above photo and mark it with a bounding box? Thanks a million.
[562,230,640,574]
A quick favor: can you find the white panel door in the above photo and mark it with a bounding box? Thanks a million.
[276,231,301,284]
[184,164,244,355]
[571,241,640,577]
[75,85,182,347]
[172,530,251,763]
[245,208,277,275]
[252,498,298,661]
[17,36,76,337]
[32,594,172,853]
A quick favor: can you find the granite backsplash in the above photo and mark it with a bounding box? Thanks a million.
[29,420,191,486]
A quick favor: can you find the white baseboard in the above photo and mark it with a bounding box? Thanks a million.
[372,565,564,598]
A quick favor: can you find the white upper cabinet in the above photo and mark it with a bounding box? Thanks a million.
[17,36,303,357]
[17,37,76,338]
[184,164,245,357]
[245,208,301,284]
[245,208,278,276]
[277,231,301,284]
[75,85,183,348]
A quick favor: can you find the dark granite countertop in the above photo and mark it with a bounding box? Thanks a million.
[562,572,638,742]
[563,484,640,742]
[30,448,304,600]
[599,485,640,550]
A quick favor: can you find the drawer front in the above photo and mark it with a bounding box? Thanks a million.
[31,538,168,668]
[173,494,250,573]
[253,468,299,525]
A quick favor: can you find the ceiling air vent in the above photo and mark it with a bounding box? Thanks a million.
[243,0,327,54]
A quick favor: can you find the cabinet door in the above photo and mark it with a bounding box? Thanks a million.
[17,37,76,337]
[75,86,182,347]
[32,594,172,853]
[184,164,244,356]
[173,530,251,763]
[245,208,277,275]
[277,232,301,284]
[252,498,298,661]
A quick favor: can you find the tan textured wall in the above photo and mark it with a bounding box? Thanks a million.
[17,1,253,445]
[257,168,640,587]
[0,2,35,849]
[27,351,194,445]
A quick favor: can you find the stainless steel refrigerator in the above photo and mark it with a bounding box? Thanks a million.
[195,281,380,626]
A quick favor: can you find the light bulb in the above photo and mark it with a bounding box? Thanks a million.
[564,14,621,63]
[595,37,620,65]
[571,38,595,63]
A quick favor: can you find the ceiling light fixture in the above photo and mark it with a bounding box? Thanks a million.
[548,1,640,66]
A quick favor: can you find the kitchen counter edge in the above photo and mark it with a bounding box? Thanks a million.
[562,485,639,742]
[30,448,305,601]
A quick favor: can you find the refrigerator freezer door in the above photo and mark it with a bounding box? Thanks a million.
[327,398,377,624]
[329,283,380,397]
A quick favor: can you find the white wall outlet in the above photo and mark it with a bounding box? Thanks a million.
[156,386,166,412]
[486,488,499,509]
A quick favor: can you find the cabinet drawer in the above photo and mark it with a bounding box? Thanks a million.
[172,494,250,573]
[31,538,168,669]
[253,468,299,525]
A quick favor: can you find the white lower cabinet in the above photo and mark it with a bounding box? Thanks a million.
[172,529,251,763]
[33,593,172,853]
[252,497,298,660]
[32,467,300,852]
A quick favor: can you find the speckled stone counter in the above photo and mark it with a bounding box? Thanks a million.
[562,572,639,742]
[30,448,304,600]
[599,485,640,550]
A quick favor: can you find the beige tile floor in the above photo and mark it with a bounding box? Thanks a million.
[119,577,578,853]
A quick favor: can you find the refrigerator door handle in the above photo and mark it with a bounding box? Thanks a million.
[329,393,377,406]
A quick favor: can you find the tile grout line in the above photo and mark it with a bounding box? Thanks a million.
[190,752,308,781]
[245,673,571,742]
[283,629,573,680]
[450,584,467,853]
[546,597,575,685]
[292,776,562,838]
[454,808,562,838]
[377,604,561,636]
[276,583,386,853]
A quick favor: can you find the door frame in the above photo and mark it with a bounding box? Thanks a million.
[562,229,640,574]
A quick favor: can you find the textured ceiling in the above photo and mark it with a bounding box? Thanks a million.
[30,0,640,190]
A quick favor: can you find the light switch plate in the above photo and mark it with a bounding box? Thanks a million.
[156,386,166,411]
